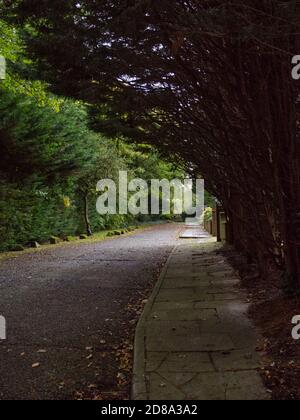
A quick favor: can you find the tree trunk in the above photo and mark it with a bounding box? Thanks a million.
[84,194,93,237]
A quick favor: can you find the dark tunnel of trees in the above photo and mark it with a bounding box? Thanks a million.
[1,0,300,292]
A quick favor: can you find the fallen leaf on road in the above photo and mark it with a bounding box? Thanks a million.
[32,363,40,368]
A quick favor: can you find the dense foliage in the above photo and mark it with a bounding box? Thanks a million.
[0,85,186,250]
[0,17,186,251]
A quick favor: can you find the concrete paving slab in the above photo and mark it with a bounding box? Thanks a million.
[211,349,261,371]
[181,371,268,400]
[158,352,214,373]
[148,373,186,400]
[146,352,169,372]
[147,332,235,352]
[162,279,211,288]
[150,308,217,321]
[132,227,268,400]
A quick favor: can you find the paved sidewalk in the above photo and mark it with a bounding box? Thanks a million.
[133,230,269,400]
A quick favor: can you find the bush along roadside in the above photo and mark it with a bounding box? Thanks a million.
[0,89,184,252]
[0,25,185,253]
[0,225,150,255]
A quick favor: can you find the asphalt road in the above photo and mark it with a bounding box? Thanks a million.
[0,224,181,400]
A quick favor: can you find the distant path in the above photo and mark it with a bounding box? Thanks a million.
[133,228,269,400]
[0,224,181,400]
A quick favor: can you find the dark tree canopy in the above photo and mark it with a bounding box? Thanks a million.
[2,0,300,289]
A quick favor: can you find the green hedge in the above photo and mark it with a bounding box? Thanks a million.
[0,180,139,251]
